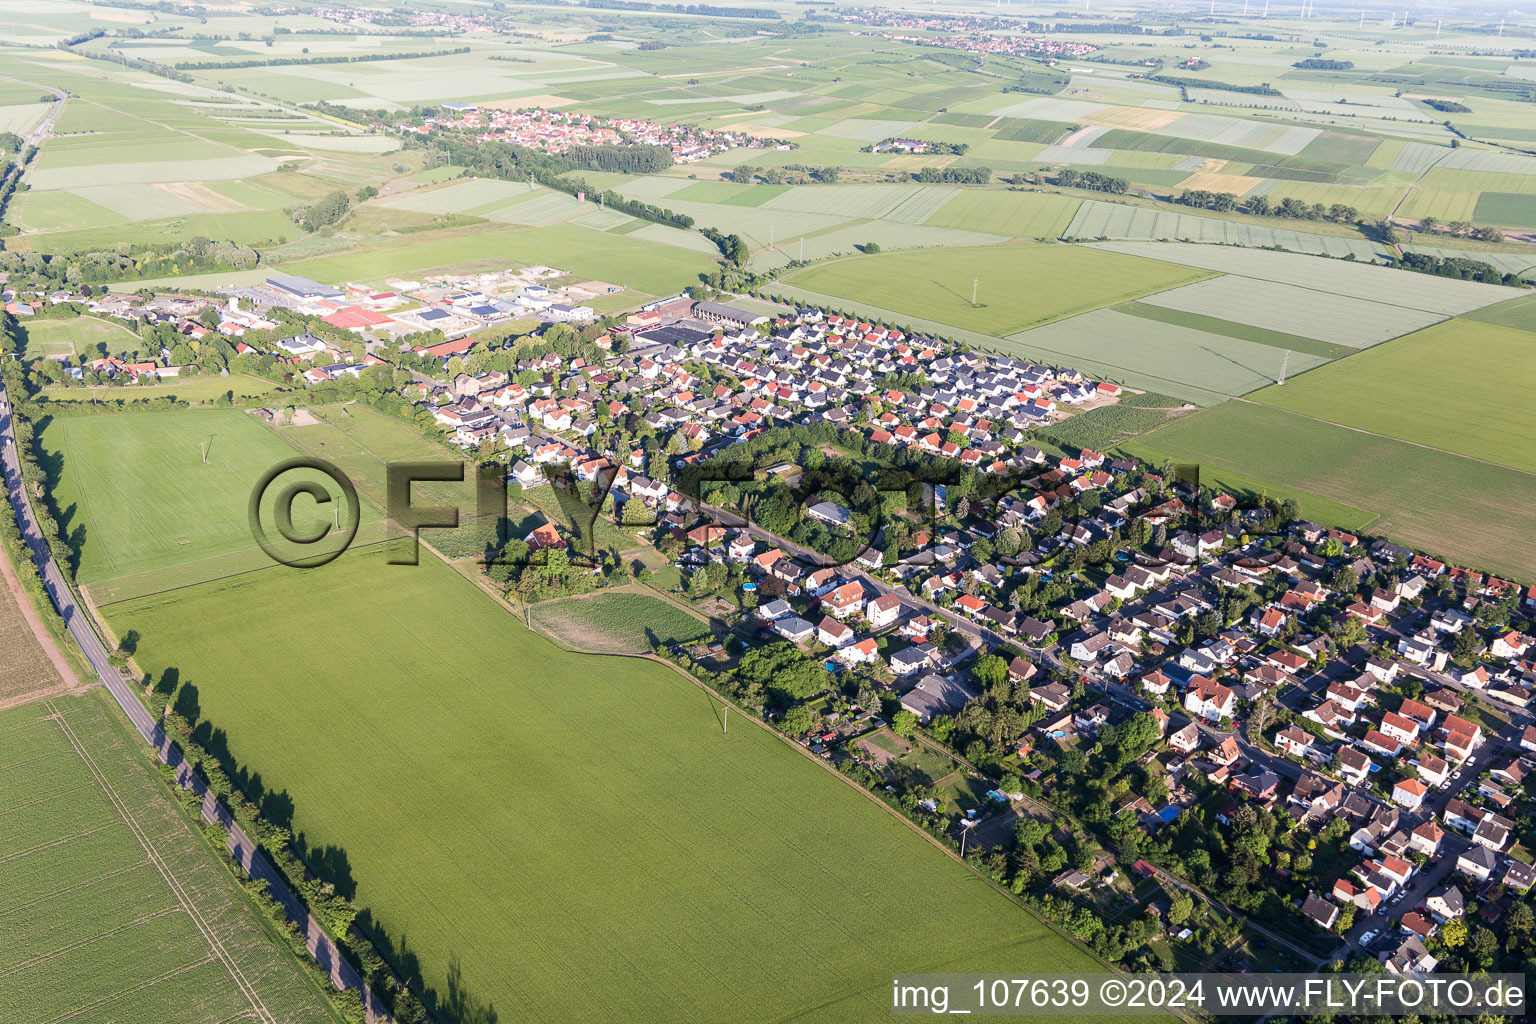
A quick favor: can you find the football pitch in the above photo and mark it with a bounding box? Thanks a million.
[103,548,1100,1023]
[0,689,337,1024]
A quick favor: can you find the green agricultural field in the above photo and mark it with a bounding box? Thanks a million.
[1126,401,1536,580]
[1087,241,1512,314]
[1473,191,1536,230]
[0,689,338,1024]
[37,409,373,588]
[1252,318,1536,474]
[780,244,1211,338]
[1463,292,1536,333]
[279,223,712,297]
[18,315,141,359]
[105,548,1102,1024]
[924,189,1081,238]
[999,308,1321,404]
[1035,402,1190,451]
[1135,275,1446,347]
[530,591,709,653]
[1114,302,1354,360]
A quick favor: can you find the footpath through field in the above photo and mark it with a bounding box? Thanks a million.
[0,382,388,1023]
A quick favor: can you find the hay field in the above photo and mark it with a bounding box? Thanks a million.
[38,409,372,587]
[530,592,708,653]
[923,189,1080,238]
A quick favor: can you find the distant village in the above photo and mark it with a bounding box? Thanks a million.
[393,106,790,162]
[17,265,1536,978]
[836,8,1102,60]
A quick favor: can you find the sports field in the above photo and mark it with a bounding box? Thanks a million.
[780,244,1212,337]
[38,410,374,587]
[1253,318,1536,473]
[105,548,1100,1023]
[530,591,709,653]
[1126,400,1536,580]
[19,315,142,359]
[0,689,336,1024]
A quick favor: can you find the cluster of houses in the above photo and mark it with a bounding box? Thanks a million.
[393,106,789,162]
[27,254,1536,976]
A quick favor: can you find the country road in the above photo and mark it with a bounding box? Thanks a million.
[0,74,65,148]
[0,382,388,1022]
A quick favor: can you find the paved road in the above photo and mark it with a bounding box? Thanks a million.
[0,384,387,1022]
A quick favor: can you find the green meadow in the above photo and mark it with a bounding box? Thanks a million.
[37,409,373,587]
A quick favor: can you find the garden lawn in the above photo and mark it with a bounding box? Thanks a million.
[530,591,708,653]
[1251,318,1536,474]
[0,690,336,1024]
[780,244,1212,337]
[1124,400,1536,580]
[106,548,1101,1024]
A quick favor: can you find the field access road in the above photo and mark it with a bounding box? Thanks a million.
[0,74,66,148]
[0,383,386,1022]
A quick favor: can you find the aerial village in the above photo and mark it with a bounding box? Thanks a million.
[18,267,1536,978]
[392,106,790,162]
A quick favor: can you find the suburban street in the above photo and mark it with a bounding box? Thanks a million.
[0,382,386,1022]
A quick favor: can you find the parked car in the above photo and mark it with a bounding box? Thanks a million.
[1360,930,1379,945]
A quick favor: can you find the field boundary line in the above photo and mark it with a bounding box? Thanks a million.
[43,698,278,1024]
